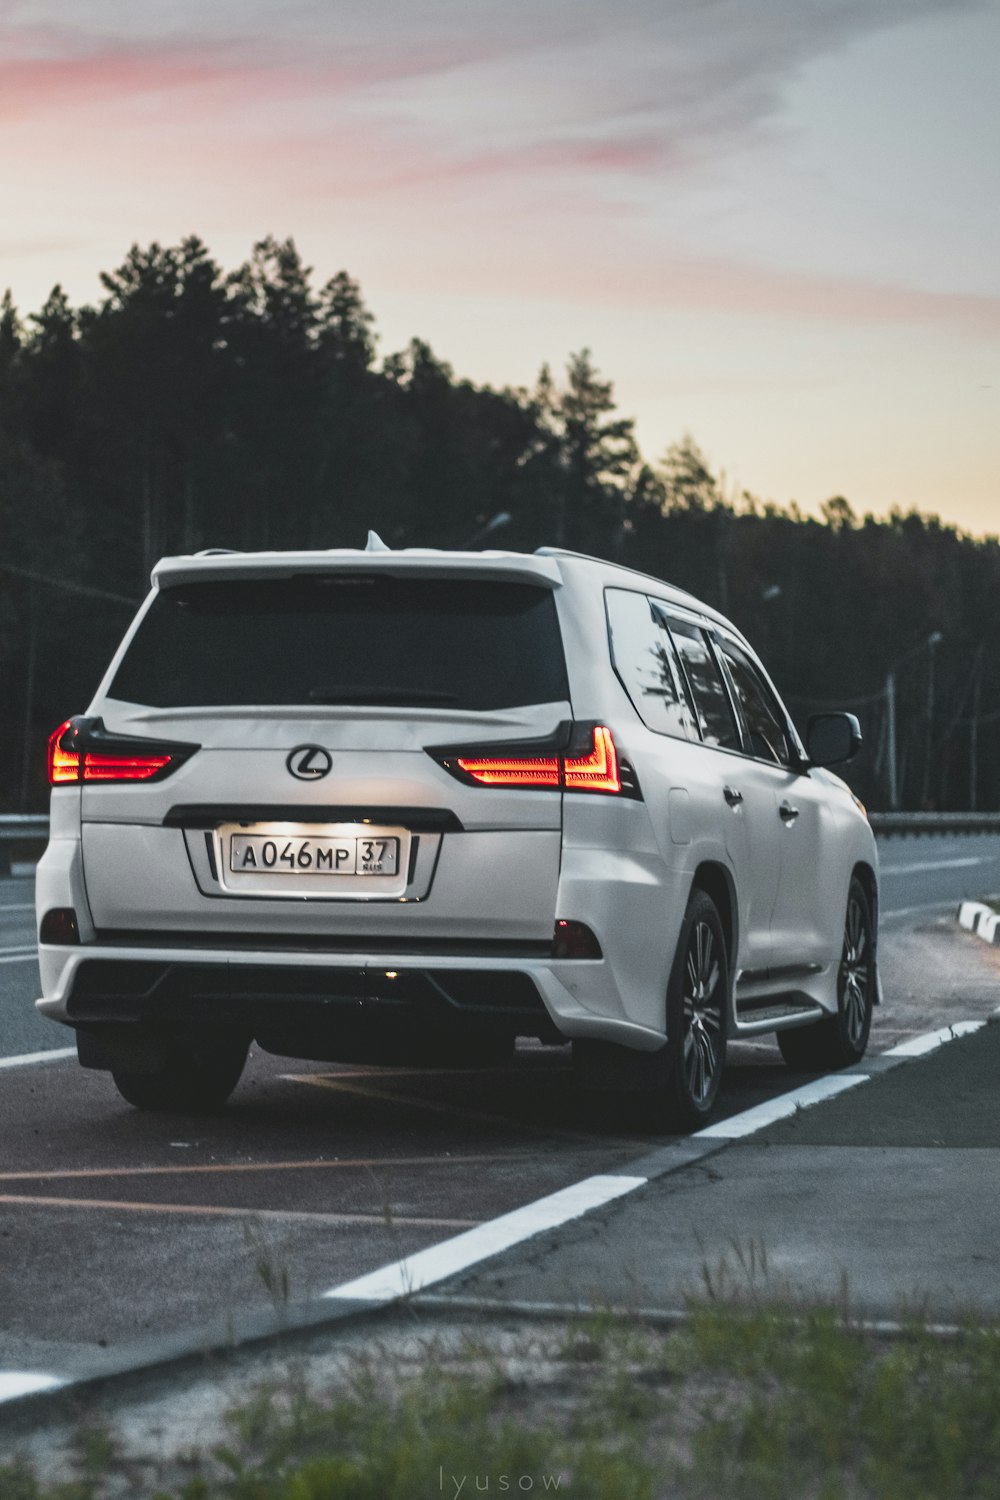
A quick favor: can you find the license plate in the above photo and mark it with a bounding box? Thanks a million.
[230,833,400,877]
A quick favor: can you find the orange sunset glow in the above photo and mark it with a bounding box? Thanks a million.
[2,0,998,530]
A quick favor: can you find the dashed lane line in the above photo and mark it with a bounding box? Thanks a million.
[883,1020,985,1057]
[694,1073,868,1139]
[879,856,995,875]
[0,1048,76,1069]
[325,1175,645,1302]
[322,1022,987,1306]
[0,1373,65,1401]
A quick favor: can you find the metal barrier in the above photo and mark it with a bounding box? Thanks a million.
[870,812,1000,836]
[0,814,48,876]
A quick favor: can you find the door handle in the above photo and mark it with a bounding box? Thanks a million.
[779,801,800,821]
[723,785,743,807]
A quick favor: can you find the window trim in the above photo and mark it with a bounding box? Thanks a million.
[654,607,740,753]
[710,628,806,769]
[604,588,701,742]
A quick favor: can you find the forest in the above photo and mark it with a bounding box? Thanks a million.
[1,234,997,812]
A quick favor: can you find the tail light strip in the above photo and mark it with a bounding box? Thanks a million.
[48,717,198,785]
[431,723,639,797]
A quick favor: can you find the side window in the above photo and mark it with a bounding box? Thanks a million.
[665,615,740,751]
[717,637,794,767]
[606,589,698,739]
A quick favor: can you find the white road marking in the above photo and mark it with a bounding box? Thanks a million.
[0,903,36,912]
[0,1371,66,1403]
[880,857,992,875]
[880,900,962,922]
[0,1048,75,1069]
[883,1021,985,1057]
[324,1175,644,1301]
[322,1019,986,1307]
[694,1074,868,1138]
[0,953,38,966]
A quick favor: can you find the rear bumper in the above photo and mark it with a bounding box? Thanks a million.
[37,943,668,1053]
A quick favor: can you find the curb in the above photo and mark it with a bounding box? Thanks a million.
[957,900,1000,945]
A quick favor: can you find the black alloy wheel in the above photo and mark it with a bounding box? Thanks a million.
[777,875,874,1071]
[656,889,729,1131]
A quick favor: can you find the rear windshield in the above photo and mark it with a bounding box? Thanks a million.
[109,575,569,711]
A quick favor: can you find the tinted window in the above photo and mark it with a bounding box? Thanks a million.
[718,638,794,766]
[110,576,569,711]
[665,616,740,750]
[606,589,698,739]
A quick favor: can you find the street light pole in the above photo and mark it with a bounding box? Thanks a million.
[920,631,943,810]
[885,669,898,811]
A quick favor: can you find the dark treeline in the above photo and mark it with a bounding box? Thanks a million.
[1,235,998,811]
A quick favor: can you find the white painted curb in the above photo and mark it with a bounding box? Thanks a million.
[957,900,1000,945]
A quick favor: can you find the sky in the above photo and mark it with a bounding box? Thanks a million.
[1,0,998,532]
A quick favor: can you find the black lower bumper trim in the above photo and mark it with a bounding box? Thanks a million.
[65,959,560,1042]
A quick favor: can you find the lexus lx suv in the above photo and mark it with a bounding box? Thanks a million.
[36,537,878,1128]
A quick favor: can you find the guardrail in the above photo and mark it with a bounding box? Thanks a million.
[0,814,48,876]
[870,812,1000,836]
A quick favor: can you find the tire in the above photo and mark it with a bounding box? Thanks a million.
[112,1034,249,1113]
[777,877,874,1072]
[639,889,729,1132]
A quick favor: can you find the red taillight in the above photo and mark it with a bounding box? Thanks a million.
[47,720,79,784]
[80,753,171,782]
[454,726,623,794]
[564,725,620,794]
[455,754,560,788]
[47,717,192,785]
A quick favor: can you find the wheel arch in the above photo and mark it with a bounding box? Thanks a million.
[690,860,738,974]
[850,859,880,1004]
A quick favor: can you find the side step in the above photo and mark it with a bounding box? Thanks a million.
[733,1000,825,1036]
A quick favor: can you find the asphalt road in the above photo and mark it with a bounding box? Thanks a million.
[0,832,998,1372]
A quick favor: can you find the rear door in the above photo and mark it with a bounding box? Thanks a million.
[79,568,571,945]
[712,634,835,974]
[664,612,781,980]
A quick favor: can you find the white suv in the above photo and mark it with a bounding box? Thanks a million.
[36,540,878,1128]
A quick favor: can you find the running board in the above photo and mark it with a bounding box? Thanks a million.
[733,1002,825,1036]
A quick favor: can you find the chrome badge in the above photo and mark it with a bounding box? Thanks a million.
[286,744,333,781]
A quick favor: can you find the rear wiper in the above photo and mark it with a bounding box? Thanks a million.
[307,687,460,705]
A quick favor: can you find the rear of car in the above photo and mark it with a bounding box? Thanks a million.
[37,548,666,1105]
[36,543,878,1125]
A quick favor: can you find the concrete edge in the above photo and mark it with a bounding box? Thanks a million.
[409,1293,977,1341]
[0,1017,994,1432]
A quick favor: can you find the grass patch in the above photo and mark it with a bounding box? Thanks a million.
[6,1304,1000,1497]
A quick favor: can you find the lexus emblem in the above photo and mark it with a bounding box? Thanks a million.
[286,744,332,781]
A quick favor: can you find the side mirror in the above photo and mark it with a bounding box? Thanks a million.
[806,712,862,767]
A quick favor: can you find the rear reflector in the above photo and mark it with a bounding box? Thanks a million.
[454,725,625,795]
[553,920,603,959]
[39,907,80,945]
[47,717,197,786]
